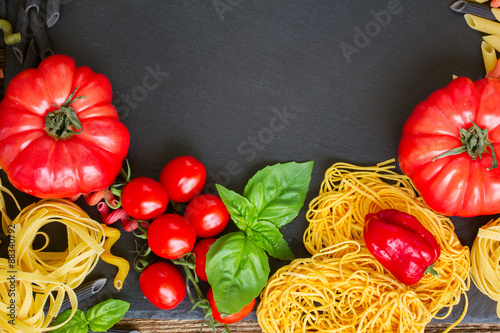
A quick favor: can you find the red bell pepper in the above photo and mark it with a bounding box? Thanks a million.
[363,209,440,285]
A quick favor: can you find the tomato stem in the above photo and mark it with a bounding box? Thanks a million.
[132,240,153,273]
[173,255,230,333]
[45,87,86,139]
[432,120,498,170]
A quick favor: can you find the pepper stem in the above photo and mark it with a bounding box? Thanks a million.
[432,120,498,170]
[423,263,440,278]
[45,87,86,139]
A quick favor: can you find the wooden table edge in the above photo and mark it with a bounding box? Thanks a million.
[113,319,500,332]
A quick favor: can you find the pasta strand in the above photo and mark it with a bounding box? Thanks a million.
[257,160,470,333]
[0,197,129,332]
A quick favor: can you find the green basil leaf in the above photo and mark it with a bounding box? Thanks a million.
[243,161,313,228]
[216,183,257,230]
[86,299,130,332]
[246,220,294,260]
[51,309,88,333]
[206,232,270,315]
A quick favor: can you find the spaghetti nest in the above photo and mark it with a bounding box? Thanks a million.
[470,217,500,317]
[257,160,470,333]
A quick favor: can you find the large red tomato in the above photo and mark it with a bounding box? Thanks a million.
[399,77,500,217]
[0,54,130,198]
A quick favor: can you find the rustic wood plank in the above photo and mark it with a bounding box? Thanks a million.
[113,320,500,333]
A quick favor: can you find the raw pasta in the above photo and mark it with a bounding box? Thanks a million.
[45,0,61,28]
[483,35,500,52]
[257,160,470,333]
[101,224,130,291]
[492,7,500,21]
[28,9,53,60]
[482,40,497,72]
[450,1,496,21]
[0,198,129,332]
[470,218,500,317]
[464,14,500,35]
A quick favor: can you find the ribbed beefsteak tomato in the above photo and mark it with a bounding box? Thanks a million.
[0,54,130,198]
[398,77,500,217]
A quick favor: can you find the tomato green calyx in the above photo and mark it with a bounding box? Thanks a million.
[432,120,498,170]
[45,87,86,139]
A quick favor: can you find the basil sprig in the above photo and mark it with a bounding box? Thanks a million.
[51,299,130,333]
[206,161,313,316]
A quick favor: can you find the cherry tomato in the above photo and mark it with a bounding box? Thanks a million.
[159,156,206,203]
[139,261,186,310]
[192,238,217,282]
[121,177,168,220]
[207,287,255,324]
[184,194,229,238]
[148,213,197,259]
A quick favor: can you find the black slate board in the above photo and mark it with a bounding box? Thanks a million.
[2,0,499,324]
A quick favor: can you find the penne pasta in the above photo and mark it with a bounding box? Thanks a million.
[464,14,500,35]
[482,40,498,73]
[13,6,29,63]
[22,39,39,70]
[46,0,61,28]
[483,34,500,52]
[450,1,496,21]
[0,0,5,20]
[493,8,500,21]
[24,0,40,13]
[28,10,53,60]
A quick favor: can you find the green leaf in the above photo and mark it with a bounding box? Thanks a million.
[51,309,88,333]
[246,220,294,260]
[243,161,313,228]
[86,299,130,332]
[216,184,258,230]
[206,232,270,315]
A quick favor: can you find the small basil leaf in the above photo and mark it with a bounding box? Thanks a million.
[216,184,257,230]
[243,161,313,228]
[206,232,270,315]
[246,220,294,260]
[51,309,88,333]
[86,299,130,332]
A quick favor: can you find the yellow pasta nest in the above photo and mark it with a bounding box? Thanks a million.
[257,160,470,333]
[470,218,500,317]
[0,187,129,332]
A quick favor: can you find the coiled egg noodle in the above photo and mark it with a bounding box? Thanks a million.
[470,217,500,317]
[257,160,470,333]
[0,195,126,333]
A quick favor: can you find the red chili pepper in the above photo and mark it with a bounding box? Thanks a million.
[363,209,440,285]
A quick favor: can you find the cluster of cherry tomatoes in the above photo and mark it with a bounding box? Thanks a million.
[119,156,254,324]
